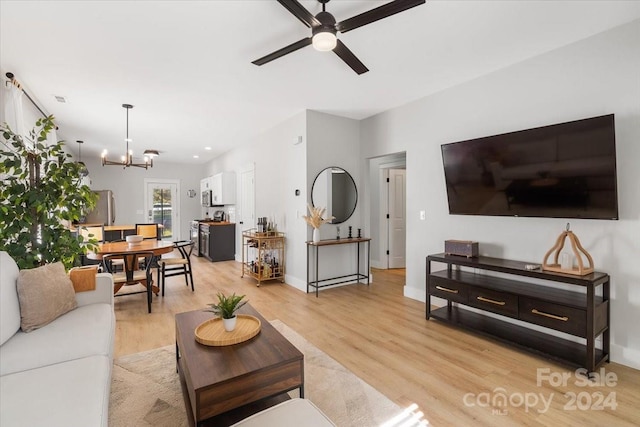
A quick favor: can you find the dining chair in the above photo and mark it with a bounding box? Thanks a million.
[135,223,160,240]
[77,225,105,267]
[78,225,105,243]
[159,240,195,296]
[135,223,161,277]
[102,251,155,313]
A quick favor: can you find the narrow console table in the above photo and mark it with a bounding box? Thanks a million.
[306,237,371,297]
[426,253,610,373]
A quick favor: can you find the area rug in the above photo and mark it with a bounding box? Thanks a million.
[109,320,425,426]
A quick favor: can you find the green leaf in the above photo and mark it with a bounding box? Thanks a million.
[0,117,96,269]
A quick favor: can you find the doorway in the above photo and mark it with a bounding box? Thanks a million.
[368,153,407,271]
[388,168,406,268]
[144,179,180,240]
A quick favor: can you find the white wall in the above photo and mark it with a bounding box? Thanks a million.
[83,157,204,241]
[203,110,362,291]
[307,111,362,238]
[360,20,640,369]
[306,111,364,286]
[203,111,308,287]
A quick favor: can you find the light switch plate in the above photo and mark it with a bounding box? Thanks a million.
[419,210,426,220]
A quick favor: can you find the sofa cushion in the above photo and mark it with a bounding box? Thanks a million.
[0,355,111,427]
[0,251,21,346]
[17,261,78,332]
[0,303,114,376]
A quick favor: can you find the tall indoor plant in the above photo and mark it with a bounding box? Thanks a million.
[0,116,98,269]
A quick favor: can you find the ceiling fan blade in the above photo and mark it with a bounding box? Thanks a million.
[333,40,369,75]
[252,37,313,66]
[277,0,321,28]
[336,0,426,33]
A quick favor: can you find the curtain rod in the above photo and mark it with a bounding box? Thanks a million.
[5,72,53,122]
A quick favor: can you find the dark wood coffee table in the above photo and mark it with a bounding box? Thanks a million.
[175,304,304,426]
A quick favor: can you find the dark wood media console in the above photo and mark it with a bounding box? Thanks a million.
[426,253,610,373]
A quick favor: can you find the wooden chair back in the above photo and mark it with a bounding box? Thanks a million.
[136,223,160,240]
[78,225,105,243]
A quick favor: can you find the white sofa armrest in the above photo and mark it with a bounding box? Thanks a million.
[75,273,114,307]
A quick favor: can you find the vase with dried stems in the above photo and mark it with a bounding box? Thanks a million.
[302,204,334,243]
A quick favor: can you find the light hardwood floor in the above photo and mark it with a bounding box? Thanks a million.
[114,256,640,427]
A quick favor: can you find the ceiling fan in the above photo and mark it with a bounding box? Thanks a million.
[252,0,426,75]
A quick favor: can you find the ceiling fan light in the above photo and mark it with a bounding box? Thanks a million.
[312,31,337,51]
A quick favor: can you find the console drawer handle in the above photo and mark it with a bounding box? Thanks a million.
[531,309,569,322]
[477,296,506,306]
[435,285,459,294]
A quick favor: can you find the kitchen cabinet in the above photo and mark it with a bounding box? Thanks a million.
[200,177,211,193]
[210,172,236,205]
[199,222,235,261]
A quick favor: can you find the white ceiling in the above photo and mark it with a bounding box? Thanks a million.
[2,1,639,164]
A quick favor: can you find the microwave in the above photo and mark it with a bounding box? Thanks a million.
[202,190,212,207]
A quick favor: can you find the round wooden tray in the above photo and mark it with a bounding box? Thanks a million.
[195,314,261,346]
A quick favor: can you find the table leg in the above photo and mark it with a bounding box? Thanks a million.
[366,240,370,286]
[315,245,319,298]
[306,244,310,294]
[366,240,371,286]
[357,242,360,284]
[175,341,179,374]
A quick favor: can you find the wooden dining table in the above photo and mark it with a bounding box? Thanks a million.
[87,240,175,294]
[87,240,175,260]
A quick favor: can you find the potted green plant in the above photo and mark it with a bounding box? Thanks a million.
[206,292,247,331]
[0,116,98,269]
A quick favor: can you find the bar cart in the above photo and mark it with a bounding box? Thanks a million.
[241,229,285,286]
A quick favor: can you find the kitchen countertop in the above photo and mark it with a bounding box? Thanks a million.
[198,221,235,226]
[72,224,163,231]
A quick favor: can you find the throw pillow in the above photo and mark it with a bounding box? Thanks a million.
[17,262,78,332]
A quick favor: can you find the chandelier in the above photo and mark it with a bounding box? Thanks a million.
[101,104,158,169]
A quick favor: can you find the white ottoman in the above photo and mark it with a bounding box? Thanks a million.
[231,398,335,427]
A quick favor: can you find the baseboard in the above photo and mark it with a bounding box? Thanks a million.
[611,344,640,370]
[403,285,425,302]
[284,274,307,293]
[371,260,384,269]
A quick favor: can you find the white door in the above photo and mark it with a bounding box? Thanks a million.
[388,169,406,268]
[239,166,255,232]
[144,179,180,241]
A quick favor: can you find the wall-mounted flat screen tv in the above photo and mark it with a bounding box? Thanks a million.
[441,114,618,220]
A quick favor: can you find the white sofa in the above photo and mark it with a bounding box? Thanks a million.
[0,251,115,427]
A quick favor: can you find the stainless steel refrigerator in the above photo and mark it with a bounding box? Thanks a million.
[84,190,116,225]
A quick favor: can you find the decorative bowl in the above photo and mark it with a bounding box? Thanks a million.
[126,234,143,244]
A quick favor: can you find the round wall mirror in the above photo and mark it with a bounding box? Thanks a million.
[311,167,357,224]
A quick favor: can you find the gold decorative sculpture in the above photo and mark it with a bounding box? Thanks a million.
[542,223,594,276]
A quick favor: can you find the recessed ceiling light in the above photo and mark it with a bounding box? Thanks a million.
[193,155,199,159]
[204,147,212,151]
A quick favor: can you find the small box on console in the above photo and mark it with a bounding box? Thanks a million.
[445,240,479,258]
